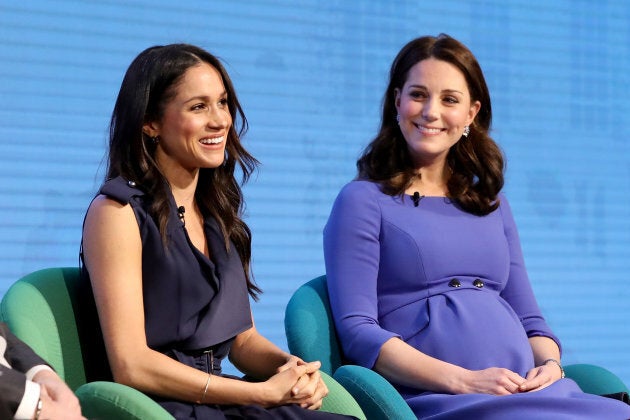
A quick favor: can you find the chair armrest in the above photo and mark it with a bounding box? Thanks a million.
[564,363,629,395]
[75,381,174,420]
[333,365,415,420]
[319,370,366,420]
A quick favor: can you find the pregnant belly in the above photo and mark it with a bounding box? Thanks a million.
[383,289,534,376]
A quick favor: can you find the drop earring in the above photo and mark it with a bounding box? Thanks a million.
[462,125,470,138]
[152,136,160,144]
[396,114,401,124]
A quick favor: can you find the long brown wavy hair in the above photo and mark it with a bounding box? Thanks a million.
[107,44,261,298]
[357,34,504,215]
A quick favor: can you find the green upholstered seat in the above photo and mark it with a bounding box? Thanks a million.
[0,267,174,419]
[1,267,365,419]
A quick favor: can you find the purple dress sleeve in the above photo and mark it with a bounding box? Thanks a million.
[497,196,561,351]
[323,181,399,368]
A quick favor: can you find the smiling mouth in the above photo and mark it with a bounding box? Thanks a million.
[414,124,443,135]
[199,136,224,145]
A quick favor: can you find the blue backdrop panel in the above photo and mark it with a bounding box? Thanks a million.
[0,0,628,382]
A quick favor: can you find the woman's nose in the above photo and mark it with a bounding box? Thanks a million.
[422,100,438,121]
[207,109,229,128]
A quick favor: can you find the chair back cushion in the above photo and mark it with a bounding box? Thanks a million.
[286,276,416,419]
[284,275,343,375]
[0,267,110,389]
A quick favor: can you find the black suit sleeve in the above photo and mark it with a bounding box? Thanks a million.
[0,364,30,419]
[0,322,49,419]
[2,322,48,373]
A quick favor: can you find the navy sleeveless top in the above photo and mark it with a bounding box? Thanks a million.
[97,176,253,351]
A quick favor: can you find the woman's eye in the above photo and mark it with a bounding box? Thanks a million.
[218,98,228,107]
[443,96,459,104]
[191,103,206,111]
[409,91,426,99]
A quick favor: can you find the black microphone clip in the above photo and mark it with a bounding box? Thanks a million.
[177,206,186,225]
[412,192,423,207]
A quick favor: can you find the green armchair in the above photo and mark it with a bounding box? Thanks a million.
[0,267,174,419]
[285,275,629,420]
[1,267,366,420]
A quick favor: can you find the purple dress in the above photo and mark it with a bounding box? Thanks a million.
[324,180,630,419]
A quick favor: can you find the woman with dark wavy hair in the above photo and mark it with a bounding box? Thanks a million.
[81,44,356,419]
[324,34,630,418]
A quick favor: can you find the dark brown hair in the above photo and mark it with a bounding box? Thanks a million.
[357,34,504,215]
[107,44,261,298]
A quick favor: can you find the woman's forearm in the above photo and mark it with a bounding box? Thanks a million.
[374,337,469,394]
[107,344,271,406]
[529,336,561,367]
[229,326,291,379]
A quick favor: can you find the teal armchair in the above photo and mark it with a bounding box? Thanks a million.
[285,275,629,420]
[285,275,416,420]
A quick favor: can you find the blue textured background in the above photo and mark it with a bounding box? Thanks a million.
[1,1,628,382]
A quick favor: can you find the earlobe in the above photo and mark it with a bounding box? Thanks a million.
[142,121,159,138]
[394,88,401,110]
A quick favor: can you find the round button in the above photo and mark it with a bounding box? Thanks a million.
[473,279,484,288]
[127,180,137,187]
[448,278,461,288]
